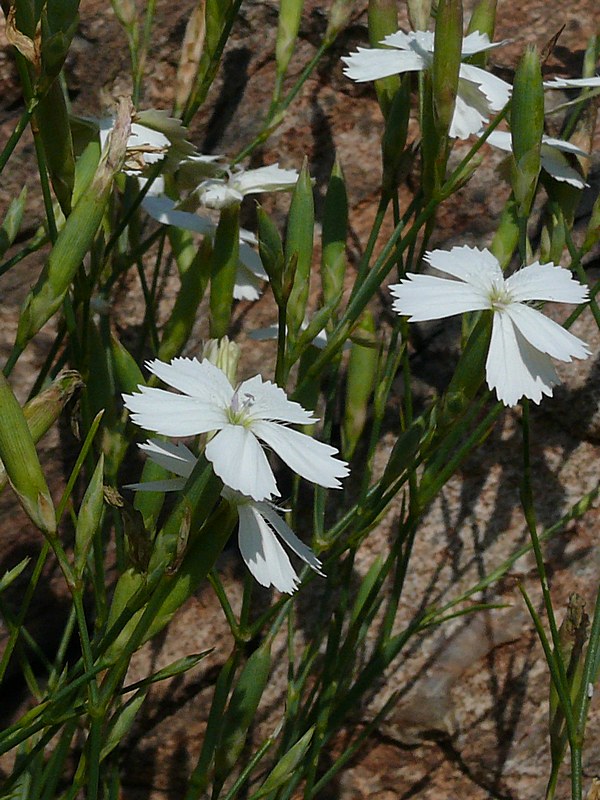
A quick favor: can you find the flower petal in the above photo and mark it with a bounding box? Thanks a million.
[251,422,349,489]
[206,426,279,500]
[231,164,299,195]
[146,357,234,406]
[126,477,187,492]
[425,245,503,285]
[505,263,589,304]
[142,194,216,235]
[138,439,196,478]
[540,147,587,188]
[257,502,324,575]
[382,29,434,53]
[544,77,600,89]
[234,262,263,301]
[460,32,509,56]
[123,386,227,436]
[237,504,299,593]
[484,129,512,151]
[450,90,490,138]
[503,303,591,361]
[459,64,512,111]
[341,46,426,82]
[241,375,317,425]
[541,137,589,157]
[486,311,558,405]
[390,274,490,321]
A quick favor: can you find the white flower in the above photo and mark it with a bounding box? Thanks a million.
[342,30,511,139]
[195,164,299,210]
[128,439,324,594]
[140,187,268,300]
[544,76,600,89]
[484,130,589,189]
[99,110,195,175]
[223,488,324,593]
[390,246,590,406]
[123,358,349,500]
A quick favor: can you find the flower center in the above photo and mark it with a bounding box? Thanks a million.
[227,389,255,426]
[488,281,513,312]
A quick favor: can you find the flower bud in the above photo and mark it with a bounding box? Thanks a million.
[0,373,56,536]
[202,336,241,385]
[321,158,347,313]
[368,0,400,113]
[275,0,303,81]
[510,46,544,213]
[407,0,432,31]
[465,0,497,66]
[285,159,315,346]
[432,0,463,138]
[209,204,240,339]
[342,311,379,459]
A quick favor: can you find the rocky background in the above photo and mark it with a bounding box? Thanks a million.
[1,1,600,798]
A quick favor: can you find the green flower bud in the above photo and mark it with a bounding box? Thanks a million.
[510,46,544,213]
[432,0,463,138]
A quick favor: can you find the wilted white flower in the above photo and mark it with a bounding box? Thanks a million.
[123,358,348,501]
[342,30,511,139]
[195,163,299,210]
[128,441,324,593]
[98,110,195,175]
[484,129,589,189]
[140,187,268,300]
[390,246,590,406]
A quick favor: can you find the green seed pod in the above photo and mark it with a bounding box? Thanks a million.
[0,187,27,259]
[381,78,411,194]
[143,499,238,643]
[74,453,105,578]
[109,333,145,396]
[0,373,56,536]
[158,236,211,361]
[465,0,496,66]
[325,0,354,42]
[100,691,147,762]
[254,726,316,798]
[285,159,314,346]
[132,454,169,534]
[490,197,519,269]
[439,312,491,424]
[407,0,432,31]
[257,205,285,307]
[148,455,222,573]
[548,594,589,774]
[275,0,303,81]
[342,311,379,459]
[214,638,273,784]
[15,98,131,354]
[432,0,463,139]
[321,157,347,315]
[380,415,427,492]
[209,204,239,340]
[0,370,82,494]
[35,79,75,215]
[510,46,544,213]
[368,0,400,114]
